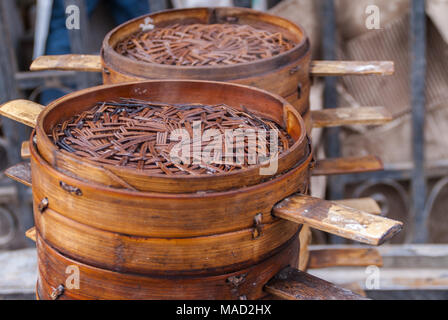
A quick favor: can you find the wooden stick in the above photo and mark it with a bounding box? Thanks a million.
[310,60,394,76]
[311,106,392,128]
[5,162,32,187]
[273,194,403,245]
[265,267,369,300]
[308,248,383,269]
[30,54,102,72]
[0,99,44,128]
[334,197,381,215]
[21,141,31,159]
[25,227,37,242]
[313,155,383,176]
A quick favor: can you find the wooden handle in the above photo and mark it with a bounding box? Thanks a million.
[273,194,403,245]
[310,60,394,76]
[21,141,31,160]
[26,227,37,242]
[311,107,392,128]
[308,248,383,269]
[30,54,102,72]
[5,162,32,187]
[265,267,369,300]
[313,155,383,176]
[0,99,44,128]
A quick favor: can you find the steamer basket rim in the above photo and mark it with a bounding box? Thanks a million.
[35,79,308,182]
[101,7,310,77]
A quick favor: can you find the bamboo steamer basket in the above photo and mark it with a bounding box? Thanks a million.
[101,7,311,123]
[30,135,308,274]
[23,80,310,275]
[1,80,403,300]
[35,80,308,193]
[36,232,300,300]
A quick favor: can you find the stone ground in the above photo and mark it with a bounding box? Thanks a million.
[1,248,447,300]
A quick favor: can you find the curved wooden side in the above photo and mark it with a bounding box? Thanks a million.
[31,140,312,238]
[36,232,300,300]
[102,53,311,120]
[34,202,299,275]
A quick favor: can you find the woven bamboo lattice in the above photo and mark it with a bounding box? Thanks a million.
[50,99,293,175]
[114,23,295,66]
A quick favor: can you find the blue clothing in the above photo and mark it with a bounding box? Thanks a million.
[42,0,150,104]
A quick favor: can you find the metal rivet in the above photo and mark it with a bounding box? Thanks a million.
[227,273,247,287]
[59,182,83,196]
[252,213,263,239]
[38,198,49,213]
[289,66,300,75]
[50,284,65,300]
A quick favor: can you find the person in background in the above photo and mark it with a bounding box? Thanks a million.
[41,0,150,104]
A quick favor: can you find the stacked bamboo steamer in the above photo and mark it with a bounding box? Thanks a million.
[25,80,312,300]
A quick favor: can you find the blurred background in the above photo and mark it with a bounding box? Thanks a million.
[0,0,447,299]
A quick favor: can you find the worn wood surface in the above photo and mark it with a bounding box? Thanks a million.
[4,162,31,187]
[32,80,309,193]
[334,197,382,215]
[313,155,383,176]
[310,61,394,76]
[31,136,311,238]
[311,106,392,128]
[36,233,299,300]
[308,248,383,269]
[273,194,403,245]
[265,267,369,300]
[30,54,102,72]
[0,99,44,128]
[21,141,30,159]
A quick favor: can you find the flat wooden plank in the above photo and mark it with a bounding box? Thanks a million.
[273,194,403,246]
[313,155,383,176]
[311,107,392,128]
[0,99,44,128]
[310,60,394,76]
[5,162,32,187]
[21,141,30,159]
[308,248,383,269]
[30,54,102,72]
[334,198,382,215]
[25,227,36,242]
[265,267,369,300]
